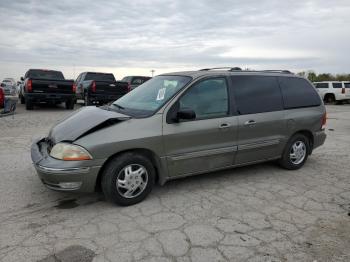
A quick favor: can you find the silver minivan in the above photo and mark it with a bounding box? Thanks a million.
[31,68,327,206]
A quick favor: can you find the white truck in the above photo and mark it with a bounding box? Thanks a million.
[314,81,350,103]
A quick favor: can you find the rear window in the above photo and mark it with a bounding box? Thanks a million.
[85,73,115,82]
[131,77,151,85]
[27,70,65,80]
[279,77,321,109]
[315,83,328,89]
[344,83,350,88]
[332,83,342,88]
[231,76,283,115]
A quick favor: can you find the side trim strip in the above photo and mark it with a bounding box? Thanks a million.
[169,146,237,161]
[238,139,280,151]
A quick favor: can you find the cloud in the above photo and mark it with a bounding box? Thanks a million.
[0,0,349,79]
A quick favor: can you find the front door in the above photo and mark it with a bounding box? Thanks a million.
[163,77,238,177]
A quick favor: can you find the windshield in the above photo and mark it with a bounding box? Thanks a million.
[113,75,191,117]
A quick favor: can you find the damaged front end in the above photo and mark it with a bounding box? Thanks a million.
[30,106,131,192]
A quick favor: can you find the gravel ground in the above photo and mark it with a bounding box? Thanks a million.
[0,103,349,262]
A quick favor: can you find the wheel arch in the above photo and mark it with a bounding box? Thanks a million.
[95,148,164,192]
[324,93,335,101]
[289,130,314,154]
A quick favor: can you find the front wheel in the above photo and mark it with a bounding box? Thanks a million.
[101,153,155,206]
[279,134,310,170]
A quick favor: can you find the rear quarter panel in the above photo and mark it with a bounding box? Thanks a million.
[284,105,325,140]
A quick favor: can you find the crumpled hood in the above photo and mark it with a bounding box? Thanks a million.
[48,106,130,143]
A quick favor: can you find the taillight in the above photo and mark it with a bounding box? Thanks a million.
[0,88,4,108]
[91,81,96,92]
[26,79,33,92]
[321,112,327,129]
[72,83,76,93]
[341,87,345,94]
[127,83,131,92]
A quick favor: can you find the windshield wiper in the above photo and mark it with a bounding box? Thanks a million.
[112,103,125,110]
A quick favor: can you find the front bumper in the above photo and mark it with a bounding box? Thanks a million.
[31,138,101,192]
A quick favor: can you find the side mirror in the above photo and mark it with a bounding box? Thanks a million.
[177,109,196,121]
[20,77,24,81]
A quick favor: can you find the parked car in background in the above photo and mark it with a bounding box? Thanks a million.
[2,78,16,86]
[1,79,17,96]
[0,84,4,109]
[121,76,152,91]
[31,68,326,206]
[0,82,17,114]
[16,81,23,94]
[75,72,129,106]
[314,81,350,103]
[20,69,75,110]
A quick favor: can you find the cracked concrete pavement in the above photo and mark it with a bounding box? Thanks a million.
[0,104,349,262]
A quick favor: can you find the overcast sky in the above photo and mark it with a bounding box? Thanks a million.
[0,0,349,80]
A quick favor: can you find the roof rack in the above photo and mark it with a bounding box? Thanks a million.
[198,67,293,74]
[199,67,242,71]
[259,70,293,74]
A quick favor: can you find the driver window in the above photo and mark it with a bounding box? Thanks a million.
[179,78,229,119]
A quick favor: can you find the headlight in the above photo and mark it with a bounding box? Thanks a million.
[50,143,92,161]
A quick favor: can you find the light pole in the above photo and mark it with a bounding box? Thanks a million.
[150,69,155,77]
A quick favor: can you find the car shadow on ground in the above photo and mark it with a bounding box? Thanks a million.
[44,161,282,210]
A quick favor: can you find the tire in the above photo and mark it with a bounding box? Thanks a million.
[279,133,310,170]
[65,99,74,110]
[101,153,155,206]
[84,93,91,106]
[20,95,25,104]
[324,94,335,104]
[25,100,34,110]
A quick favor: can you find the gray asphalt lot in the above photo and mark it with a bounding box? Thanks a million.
[0,103,350,262]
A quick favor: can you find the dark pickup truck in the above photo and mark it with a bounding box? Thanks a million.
[74,72,129,106]
[20,69,75,110]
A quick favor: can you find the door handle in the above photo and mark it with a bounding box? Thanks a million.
[219,123,231,129]
[244,120,256,126]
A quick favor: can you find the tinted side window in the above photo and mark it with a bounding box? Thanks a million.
[332,83,342,88]
[315,83,328,88]
[344,83,350,88]
[231,76,283,115]
[179,78,229,119]
[279,77,321,109]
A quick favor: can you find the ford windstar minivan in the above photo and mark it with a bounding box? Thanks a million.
[31,67,327,206]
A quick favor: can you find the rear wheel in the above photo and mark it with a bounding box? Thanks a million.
[324,94,335,104]
[20,95,25,104]
[279,134,310,170]
[25,100,34,110]
[65,99,74,110]
[84,93,91,106]
[101,153,155,206]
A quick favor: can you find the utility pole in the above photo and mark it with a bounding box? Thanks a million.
[150,69,155,77]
